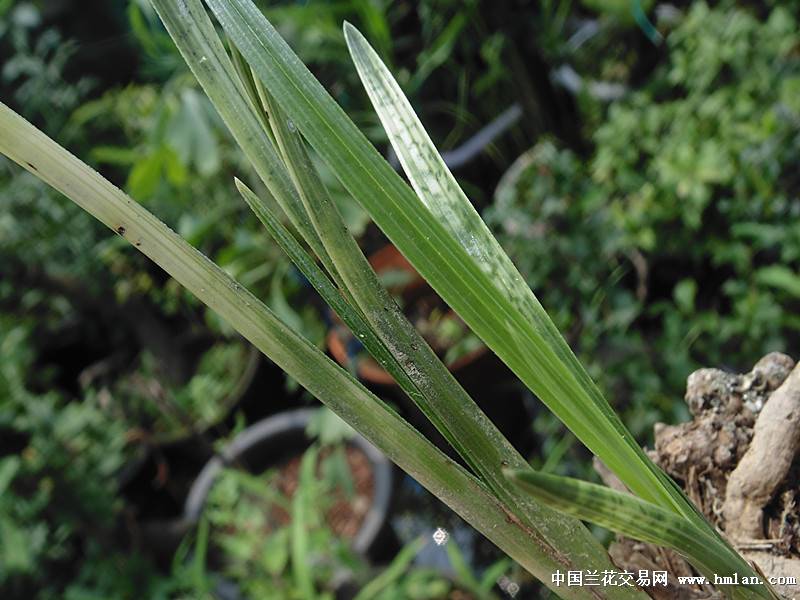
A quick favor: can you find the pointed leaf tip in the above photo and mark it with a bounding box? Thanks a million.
[342,20,357,37]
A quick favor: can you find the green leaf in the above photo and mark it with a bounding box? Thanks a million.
[479,558,513,595]
[353,537,427,600]
[291,446,317,599]
[445,541,481,593]
[407,12,468,93]
[251,86,590,561]
[126,150,163,198]
[197,0,771,590]
[127,145,187,198]
[506,469,775,600]
[90,145,139,166]
[149,0,343,295]
[234,178,419,399]
[168,88,221,176]
[236,149,631,597]
[755,265,800,298]
[342,18,680,507]
[0,517,36,574]
[199,5,653,593]
[0,457,20,496]
[343,25,757,557]
[305,407,355,446]
[205,0,679,522]
[200,3,765,586]
[193,517,211,591]
[0,100,634,599]
[268,262,307,335]
[673,279,697,313]
[262,527,290,576]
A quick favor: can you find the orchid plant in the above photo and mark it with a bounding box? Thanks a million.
[0,1,777,597]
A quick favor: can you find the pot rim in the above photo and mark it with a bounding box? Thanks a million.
[183,408,393,555]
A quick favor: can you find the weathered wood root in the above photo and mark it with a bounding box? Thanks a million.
[597,353,800,599]
[724,363,800,541]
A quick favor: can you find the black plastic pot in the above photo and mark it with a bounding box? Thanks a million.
[112,340,262,491]
[155,342,262,449]
[184,408,395,559]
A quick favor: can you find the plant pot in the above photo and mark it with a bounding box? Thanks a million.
[326,244,486,386]
[115,342,261,562]
[112,338,261,448]
[184,408,395,559]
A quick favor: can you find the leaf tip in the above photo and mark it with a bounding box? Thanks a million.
[342,20,365,49]
[342,20,356,36]
[233,176,248,194]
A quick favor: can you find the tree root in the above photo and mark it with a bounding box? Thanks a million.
[724,362,800,541]
[597,353,800,599]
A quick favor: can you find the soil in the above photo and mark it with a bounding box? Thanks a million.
[270,445,375,539]
[597,352,800,599]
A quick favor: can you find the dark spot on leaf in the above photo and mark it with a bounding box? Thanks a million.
[26,161,37,171]
[116,226,126,235]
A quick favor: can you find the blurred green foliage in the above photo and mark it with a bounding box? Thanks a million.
[190,441,501,599]
[101,340,253,440]
[0,318,164,598]
[199,445,357,599]
[488,2,800,442]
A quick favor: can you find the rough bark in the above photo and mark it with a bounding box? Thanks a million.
[598,353,800,599]
[724,363,800,541]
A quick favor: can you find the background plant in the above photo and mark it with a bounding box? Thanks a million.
[0,317,175,600]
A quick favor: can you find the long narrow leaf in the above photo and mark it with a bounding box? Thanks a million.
[291,446,317,599]
[353,537,427,600]
[0,102,639,599]
[152,2,643,590]
[344,28,770,590]
[149,0,347,297]
[204,0,682,518]
[506,470,774,600]
[204,4,767,589]
[253,85,604,569]
[343,21,702,519]
[234,178,418,397]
